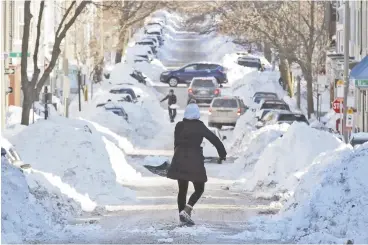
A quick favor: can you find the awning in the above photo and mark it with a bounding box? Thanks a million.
[350,55,368,80]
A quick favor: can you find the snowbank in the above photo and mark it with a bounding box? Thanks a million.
[1,158,62,243]
[8,116,139,211]
[239,123,342,197]
[229,143,368,243]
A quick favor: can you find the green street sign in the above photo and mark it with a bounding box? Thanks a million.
[355,79,368,88]
[9,52,30,58]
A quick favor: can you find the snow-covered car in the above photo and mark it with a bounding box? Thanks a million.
[201,127,227,157]
[103,103,129,122]
[1,138,30,169]
[349,133,368,147]
[145,26,163,35]
[259,110,309,128]
[109,87,140,102]
[259,99,290,111]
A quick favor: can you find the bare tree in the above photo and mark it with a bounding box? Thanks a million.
[217,1,328,118]
[20,0,90,125]
[111,1,164,63]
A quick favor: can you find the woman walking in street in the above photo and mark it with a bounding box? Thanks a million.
[167,103,227,225]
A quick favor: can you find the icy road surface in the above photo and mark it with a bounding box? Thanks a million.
[69,174,280,244]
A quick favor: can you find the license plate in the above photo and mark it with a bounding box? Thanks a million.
[200,91,207,94]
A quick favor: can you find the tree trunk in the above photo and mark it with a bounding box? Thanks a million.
[301,65,315,118]
[115,27,130,64]
[279,56,293,96]
[264,42,272,63]
[21,88,34,126]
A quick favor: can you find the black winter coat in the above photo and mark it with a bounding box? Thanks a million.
[161,94,177,105]
[167,119,227,182]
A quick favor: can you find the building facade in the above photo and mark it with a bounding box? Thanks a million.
[335,0,368,132]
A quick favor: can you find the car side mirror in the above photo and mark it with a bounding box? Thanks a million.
[137,95,141,98]
[222,136,227,140]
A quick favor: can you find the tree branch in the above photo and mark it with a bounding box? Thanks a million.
[31,0,45,86]
[21,1,32,87]
[36,1,90,94]
[55,1,76,37]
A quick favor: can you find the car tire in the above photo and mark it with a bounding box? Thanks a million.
[168,77,178,87]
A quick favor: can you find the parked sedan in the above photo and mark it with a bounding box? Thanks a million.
[160,63,228,87]
[259,99,290,111]
[187,77,222,104]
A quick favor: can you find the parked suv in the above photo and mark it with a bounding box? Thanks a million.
[187,77,222,104]
[208,96,248,129]
[160,63,228,87]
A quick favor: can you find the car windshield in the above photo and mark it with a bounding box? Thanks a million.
[255,92,277,98]
[212,99,238,108]
[110,89,136,99]
[238,60,260,68]
[261,110,272,119]
[278,114,308,124]
[261,103,289,110]
[254,95,276,103]
[192,80,215,87]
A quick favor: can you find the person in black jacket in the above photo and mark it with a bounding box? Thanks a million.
[161,89,177,122]
[167,103,227,225]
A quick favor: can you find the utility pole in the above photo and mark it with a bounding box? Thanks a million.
[296,1,301,110]
[342,1,350,143]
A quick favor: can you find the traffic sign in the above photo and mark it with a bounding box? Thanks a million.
[333,99,343,113]
[347,108,354,114]
[336,80,344,99]
[9,52,30,58]
[5,68,15,75]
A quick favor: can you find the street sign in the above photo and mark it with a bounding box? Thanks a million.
[355,79,368,88]
[5,68,15,75]
[336,80,344,99]
[346,107,354,128]
[9,52,30,58]
[333,99,343,113]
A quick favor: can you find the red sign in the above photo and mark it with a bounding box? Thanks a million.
[332,99,343,113]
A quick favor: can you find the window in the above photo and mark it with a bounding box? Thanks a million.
[192,79,215,87]
[184,65,197,72]
[18,6,24,40]
[212,99,238,108]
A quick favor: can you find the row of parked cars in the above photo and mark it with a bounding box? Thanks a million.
[251,92,309,128]
[132,17,166,63]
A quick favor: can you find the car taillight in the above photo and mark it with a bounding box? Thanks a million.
[237,108,241,116]
[209,108,212,115]
[188,88,193,94]
[214,89,220,95]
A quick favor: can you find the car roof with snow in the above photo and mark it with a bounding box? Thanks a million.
[146,26,162,33]
[261,99,287,104]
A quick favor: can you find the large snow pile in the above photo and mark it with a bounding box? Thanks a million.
[228,143,368,243]
[1,157,63,243]
[238,123,342,197]
[8,116,140,211]
[229,70,285,106]
[233,124,289,170]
